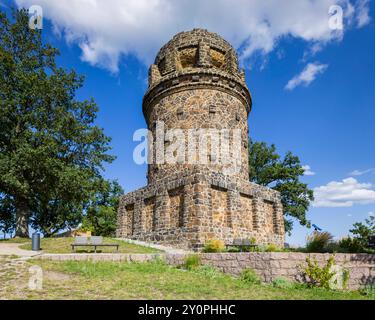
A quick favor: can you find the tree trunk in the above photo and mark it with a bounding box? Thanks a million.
[15,198,29,238]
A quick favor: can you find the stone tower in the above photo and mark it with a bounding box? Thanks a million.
[117,29,285,250]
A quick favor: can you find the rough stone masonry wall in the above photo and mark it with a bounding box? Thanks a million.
[117,29,285,250]
[39,252,375,290]
[117,170,284,250]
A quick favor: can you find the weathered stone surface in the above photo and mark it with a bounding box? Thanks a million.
[117,29,285,250]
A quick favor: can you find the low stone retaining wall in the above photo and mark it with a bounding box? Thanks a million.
[38,252,375,290]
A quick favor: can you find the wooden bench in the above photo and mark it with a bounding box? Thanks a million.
[226,239,258,252]
[71,236,119,253]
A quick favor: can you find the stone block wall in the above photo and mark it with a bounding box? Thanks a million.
[117,170,284,250]
[165,252,375,290]
[39,252,375,290]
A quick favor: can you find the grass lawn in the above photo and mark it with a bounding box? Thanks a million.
[0,237,160,254]
[1,258,373,300]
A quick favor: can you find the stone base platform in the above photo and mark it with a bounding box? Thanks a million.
[116,170,285,250]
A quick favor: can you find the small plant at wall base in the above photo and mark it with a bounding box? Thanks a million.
[265,243,284,252]
[302,256,337,290]
[272,277,296,289]
[240,268,262,285]
[203,239,225,253]
[184,254,201,270]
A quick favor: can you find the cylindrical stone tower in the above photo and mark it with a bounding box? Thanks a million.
[143,28,252,183]
[117,29,285,250]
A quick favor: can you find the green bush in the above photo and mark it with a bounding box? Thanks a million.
[305,231,334,253]
[359,285,375,297]
[272,277,295,289]
[337,237,365,253]
[240,268,261,285]
[302,256,336,290]
[194,265,221,279]
[184,254,201,270]
[203,239,225,253]
[349,216,375,248]
[265,243,284,252]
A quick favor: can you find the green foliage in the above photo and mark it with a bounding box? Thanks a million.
[203,239,225,253]
[302,256,336,290]
[337,237,365,253]
[184,254,201,270]
[272,277,296,289]
[240,268,261,285]
[82,180,124,236]
[359,285,375,297]
[349,216,375,248]
[265,243,284,252]
[0,195,15,236]
[0,10,114,237]
[193,265,221,279]
[342,269,350,290]
[305,231,334,253]
[248,140,314,234]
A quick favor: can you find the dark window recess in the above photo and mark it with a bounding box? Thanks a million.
[209,106,216,114]
[235,112,240,121]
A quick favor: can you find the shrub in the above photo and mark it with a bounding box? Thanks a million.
[203,239,225,253]
[194,265,221,279]
[272,277,295,289]
[306,231,334,253]
[349,216,375,248]
[265,243,284,252]
[337,237,365,253]
[184,254,201,270]
[240,268,261,285]
[227,246,240,253]
[302,256,336,290]
[359,285,375,297]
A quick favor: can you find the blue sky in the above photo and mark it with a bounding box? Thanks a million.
[2,0,375,245]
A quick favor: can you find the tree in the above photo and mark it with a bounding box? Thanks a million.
[0,9,115,237]
[82,180,124,236]
[248,140,314,234]
[349,215,375,248]
[0,195,15,238]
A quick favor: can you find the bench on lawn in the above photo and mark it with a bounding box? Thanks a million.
[226,239,258,252]
[71,236,119,253]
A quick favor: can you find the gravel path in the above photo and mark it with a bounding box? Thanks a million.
[0,243,42,258]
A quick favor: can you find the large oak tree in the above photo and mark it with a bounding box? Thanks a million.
[248,140,314,234]
[0,9,115,237]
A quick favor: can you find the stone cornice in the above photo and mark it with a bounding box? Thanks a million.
[142,70,252,121]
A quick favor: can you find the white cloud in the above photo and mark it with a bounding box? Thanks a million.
[285,62,328,90]
[356,0,371,27]
[313,177,375,207]
[14,0,370,72]
[349,168,375,176]
[302,165,316,176]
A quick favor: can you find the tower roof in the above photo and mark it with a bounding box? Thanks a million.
[144,28,252,115]
[155,28,234,65]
